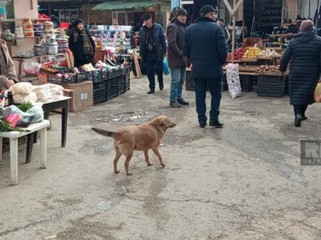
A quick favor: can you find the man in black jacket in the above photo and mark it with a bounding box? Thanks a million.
[139,14,166,94]
[167,8,189,108]
[184,5,227,128]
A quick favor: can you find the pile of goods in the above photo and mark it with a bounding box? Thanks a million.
[242,47,261,59]
[33,23,44,37]
[22,18,34,37]
[227,48,245,61]
[258,48,282,58]
[256,65,281,73]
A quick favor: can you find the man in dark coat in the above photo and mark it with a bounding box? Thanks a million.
[167,8,189,108]
[139,14,166,94]
[280,20,321,127]
[68,18,95,67]
[183,5,227,128]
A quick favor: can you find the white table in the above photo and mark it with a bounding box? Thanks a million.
[0,120,50,185]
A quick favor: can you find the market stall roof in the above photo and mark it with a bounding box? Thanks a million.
[92,0,158,11]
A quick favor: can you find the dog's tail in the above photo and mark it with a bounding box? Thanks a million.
[91,128,115,138]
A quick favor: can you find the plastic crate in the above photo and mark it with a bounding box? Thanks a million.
[101,69,108,80]
[240,75,254,92]
[76,71,89,83]
[125,76,130,91]
[106,77,118,100]
[93,81,107,104]
[47,74,77,84]
[257,75,286,97]
[88,69,103,83]
[118,76,126,94]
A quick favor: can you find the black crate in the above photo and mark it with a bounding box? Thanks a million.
[257,75,286,97]
[122,66,131,75]
[93,81,107,104]
[101,69,108,80]
[76,72,89,83]
[47,74,77,84]
[118,76,126,94]
[107,77,118,90]
[88,70,103,83]
[125,76,130,91]
[240,75,253,92]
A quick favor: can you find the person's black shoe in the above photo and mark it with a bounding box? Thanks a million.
[209,122,224,128]
[294,114,302,127]
[199,122,207,128]
[159,82,164,91]
[147,90,155,94]
[302,116,308,121]
[177,98,189,105]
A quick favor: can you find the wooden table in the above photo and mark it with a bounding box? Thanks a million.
[0,120,50,185]
[26,97,70,163]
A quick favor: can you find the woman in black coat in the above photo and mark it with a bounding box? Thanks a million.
[68,18,95,67]
[280,20,321,127]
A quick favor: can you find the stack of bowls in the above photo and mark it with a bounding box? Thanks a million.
[57,38,68,53]
[33,23,44,37]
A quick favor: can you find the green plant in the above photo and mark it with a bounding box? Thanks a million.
[18,101,33,112]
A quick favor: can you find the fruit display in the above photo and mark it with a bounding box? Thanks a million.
[242,47,261,59]
[258,48,282,58]
[227,48,245,61]
[257,65,281,73]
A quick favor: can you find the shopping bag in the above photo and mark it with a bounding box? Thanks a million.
[225,63,242,99]
[314,82,321,102]
[163,58,170,75]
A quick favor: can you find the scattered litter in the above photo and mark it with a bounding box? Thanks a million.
[96,201,113,210]
[95,111,158,123]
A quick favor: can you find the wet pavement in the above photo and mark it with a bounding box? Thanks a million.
[1,75,321,240]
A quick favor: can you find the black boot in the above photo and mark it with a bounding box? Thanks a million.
[147,89,155,94]
[295,114,302,127]
[177,98,189,105]
[302,105,308,121]
[159,81,164,91]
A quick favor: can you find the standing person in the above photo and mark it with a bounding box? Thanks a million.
[167,8,189,108]
[184,5,227,128]
[139,14,166,94]
[0,39,17,89]
[68,18,95,67]
[280,20,321,127]
[217,18,231,43]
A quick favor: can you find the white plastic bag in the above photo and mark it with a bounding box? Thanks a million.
[226,63,242,99]
[23,61,41,76]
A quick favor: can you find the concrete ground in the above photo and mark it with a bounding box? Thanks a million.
[1,75,321,240]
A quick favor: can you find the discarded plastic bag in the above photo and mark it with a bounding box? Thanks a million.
[225,63,242,99]
[314,82,321,103]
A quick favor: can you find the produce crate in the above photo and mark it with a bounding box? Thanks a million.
[47,74,77,84]
[240,75,253,92]
[101,69,108,80]
[76,71,89,83]
[107,77,118,100]
[125,75,130,91]
[88,69,103,83]
[118,76,126,94]
[93,81,107,104]
[257,74,286,97]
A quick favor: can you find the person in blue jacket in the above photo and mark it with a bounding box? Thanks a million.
[184,5,227,128]
[139,14,166,94]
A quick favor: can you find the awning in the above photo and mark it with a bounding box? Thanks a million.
[92,0,158,11]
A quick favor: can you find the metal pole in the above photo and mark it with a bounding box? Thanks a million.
[231,16,236,63]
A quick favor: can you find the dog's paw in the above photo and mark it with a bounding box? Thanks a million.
[147,163,154,166]
[114,170,120,174]
[126,173,133,176]
[161,163,166,167]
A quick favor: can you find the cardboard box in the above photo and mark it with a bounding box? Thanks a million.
[62,81,93,112]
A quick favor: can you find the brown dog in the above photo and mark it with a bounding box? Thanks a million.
[92,116,176,176]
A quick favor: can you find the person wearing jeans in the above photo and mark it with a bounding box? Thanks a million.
[184,5,227,127]
[167,8,189,108]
